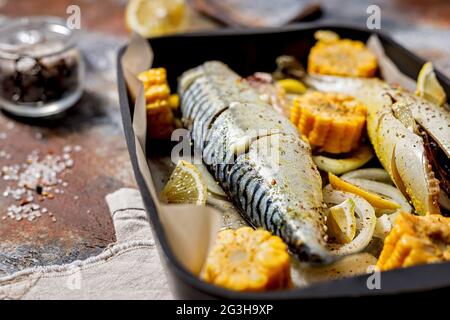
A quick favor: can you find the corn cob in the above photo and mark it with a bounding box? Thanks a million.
[144,84,170,103]
[202,227,291,291]
[376,212,450,271]
[138,67,167,86]
[147,102,175,140]
[308,35,377,77]
[138,68,179,140]
[168,94,180,110]
[291,92,367,154]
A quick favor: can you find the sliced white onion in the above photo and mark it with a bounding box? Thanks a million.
[313,145,373,175]
[373,214,392,239]
[341,168,392,184]
[344,178,412,213]
[387,210,400,225]
[323,185,376,256]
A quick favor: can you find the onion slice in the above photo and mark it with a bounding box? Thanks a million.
[313,145,373,175]
[323,186,376,255]
[373,214,392,239]
[344,178,412,213]
[341,168,392,184]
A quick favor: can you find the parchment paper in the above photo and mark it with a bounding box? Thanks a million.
[367,35,416,91]
[120,33,418,285]
[120,33,222,276]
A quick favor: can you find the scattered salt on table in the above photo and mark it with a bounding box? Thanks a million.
[1,145,80,222]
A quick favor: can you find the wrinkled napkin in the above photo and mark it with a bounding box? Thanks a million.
[0,188,172,300]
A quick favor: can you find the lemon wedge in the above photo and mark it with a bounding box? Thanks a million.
[416,61,447,106]
[327,198,357,244]
[277,79,306,94]
[125,0,186,38]
[194,163,226,197]
[161,160,207,205]
[329,173,400,210]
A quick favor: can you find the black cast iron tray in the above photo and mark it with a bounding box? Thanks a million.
[117,23,450,299]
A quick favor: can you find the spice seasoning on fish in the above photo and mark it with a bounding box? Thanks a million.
[179,61,332,263]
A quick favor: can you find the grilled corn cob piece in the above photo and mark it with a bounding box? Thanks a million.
[308,35,377,77]
[138,68,179,139]
[146,102,175,140]
[144,84,170,103]
[138,67,167,86]
[202,227,291,291]
[290,92,367,153]
[168,94,180,110]
[376,212,450,271]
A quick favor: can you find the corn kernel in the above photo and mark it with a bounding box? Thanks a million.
[138,68,167,86]
[201,227,291,292]
[291,92,367,153]
[377,212,450,271]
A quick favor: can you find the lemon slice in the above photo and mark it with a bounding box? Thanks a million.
[161,160,207,205]
[125,0,186,38]
[416,61,447,106]
[277,79,306,94]
[327,198,357,244]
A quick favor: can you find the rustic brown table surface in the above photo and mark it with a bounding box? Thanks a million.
[0,0,449,277]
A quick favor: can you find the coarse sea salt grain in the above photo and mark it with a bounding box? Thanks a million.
[1,145,80,222]
[0,150,11,159]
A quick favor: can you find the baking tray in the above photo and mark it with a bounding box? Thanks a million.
[117,23,450,299]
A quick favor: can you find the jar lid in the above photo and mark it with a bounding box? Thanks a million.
[0,16,77,59]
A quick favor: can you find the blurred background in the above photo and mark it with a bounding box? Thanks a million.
[0,0,448,278]
[1,0,449,73]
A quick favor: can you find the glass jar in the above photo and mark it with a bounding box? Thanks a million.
[0,17,84,117]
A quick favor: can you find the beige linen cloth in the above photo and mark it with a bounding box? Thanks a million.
[0,188,173,300]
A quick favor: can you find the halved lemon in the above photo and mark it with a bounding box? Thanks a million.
[125,0,186,38]
[416,61,447,106]
[161,160,207,205]
[327,198,357,244]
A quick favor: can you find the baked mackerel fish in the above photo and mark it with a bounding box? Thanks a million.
[179,61,332,263]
